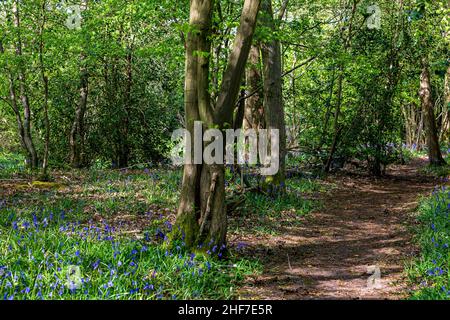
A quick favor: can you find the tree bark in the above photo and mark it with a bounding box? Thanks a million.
[13,0,38,169]
[0,40,28,159]
[175,0,261,249]
[70,53,88,168]
[39,2,50,177]
[214,0,261,127]
[260,0,286,191]
[324,67,344,173]
[323,0,359,173]
[69,1,89,168]
[419,58,446,166]
[244,45,265,131]
[117,49,133,168]
[442,65,450,142]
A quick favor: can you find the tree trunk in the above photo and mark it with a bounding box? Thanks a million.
[442,65,450,142]
[260,0,286,192]
[174,0,261,249]
[244,45,264,131]
[13,0,38,169]
[70,54,88,168]
[0,41,28,160]
[323,0,359,173]
[39,3,50,177]
[118,50,133,168]
[69,1,89,168]
[324,68,344,173]
[419,58,446,166]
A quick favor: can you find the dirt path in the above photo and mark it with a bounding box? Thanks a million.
[237,159,438,300]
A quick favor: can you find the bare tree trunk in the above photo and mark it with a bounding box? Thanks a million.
[13,0,38,169]
[69,1,88,168]
[70,54,88,168]
[419,58,446,166]
[442,65,450,142]
[175,0,261,249]
[318,69,336,152]
[244,45,265,131]
[117,49,133,168]
[174,0,211,247]
[324,67,344,173]
[39,2,50,177]
[260,0,286,191]
[0,40,28,159]
[323,0,359,173]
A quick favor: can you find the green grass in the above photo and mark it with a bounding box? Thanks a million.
[229,176,323,236]
[407,186,450,300]
[420,162,450,178]
[0,151,323,299]
[0,163,262,300]
[416,149,450,178]
[0,150,26,179]
[0,206,260,300]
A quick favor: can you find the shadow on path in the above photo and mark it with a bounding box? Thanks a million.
[236,159,438,300]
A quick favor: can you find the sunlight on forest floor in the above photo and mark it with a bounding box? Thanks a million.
[0,158,326,300]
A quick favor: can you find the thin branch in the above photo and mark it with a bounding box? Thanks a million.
[235,56,318,106]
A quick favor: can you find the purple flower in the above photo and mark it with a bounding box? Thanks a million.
[144,284,154,291]
[92,259,100,270]
[129,288,138,294]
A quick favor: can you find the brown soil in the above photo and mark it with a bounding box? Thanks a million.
[236,159,439,300]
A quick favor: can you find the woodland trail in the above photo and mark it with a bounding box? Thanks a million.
[238,159,438,300]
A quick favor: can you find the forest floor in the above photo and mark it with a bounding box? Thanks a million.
[0,155,446,300]
[236,158,439,300]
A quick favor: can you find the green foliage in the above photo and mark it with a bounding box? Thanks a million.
[282,0,449,173]
[0,149,25,178]
[0,0,185,169]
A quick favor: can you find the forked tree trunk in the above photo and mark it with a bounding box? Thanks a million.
[419,58,446,166]
[174,0,261,249]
